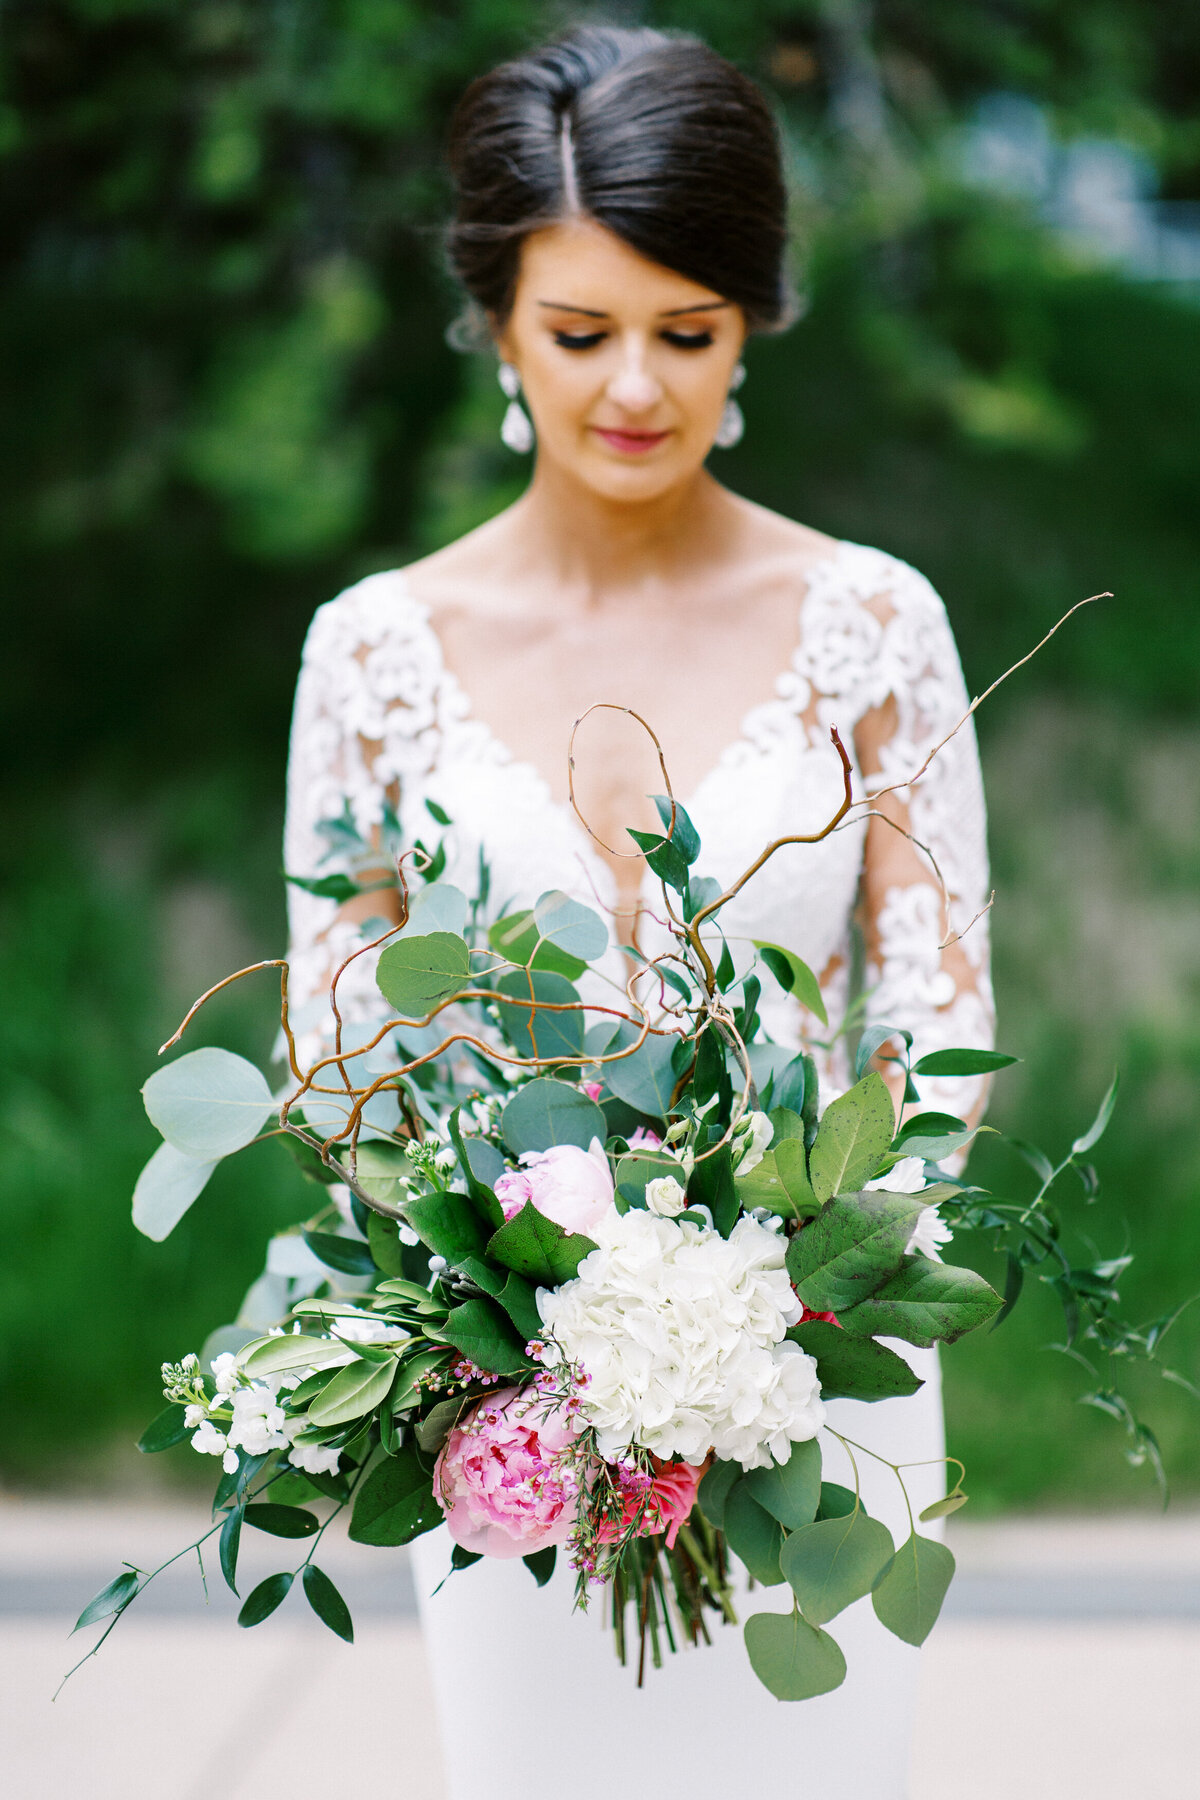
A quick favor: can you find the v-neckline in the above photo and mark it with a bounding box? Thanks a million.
[390,543,848,906]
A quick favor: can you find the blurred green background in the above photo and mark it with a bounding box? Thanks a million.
[2,1,1198,1507]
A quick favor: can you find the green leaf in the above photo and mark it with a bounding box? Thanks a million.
[142,1047,274,1159]
[137,1403,190,1454]
[403,1190,488,1264]
[599,1023,678,1118]
[284,871,364,904]
[486,1202,597,1288]
[302,1228,377,1276]
[744,1611,847,1701]
[351,1140,411,1211]
[743,1439,822,1530]
[808,1072,895,1200]
[613,1150,683,1204]
[785,1189,928,1314]
[752,941,828,1025]
[697,1458,742,1531]
[775,1137,819,1217]
[302,1563,354,1642]
[627,826,690,893]
[787,1322,924,1402]
[132,1141,218,1241]
[686,1142,739,1238]
[437,1297,532,1375]
[523,1546,557,1587]
[244,1503,320,1539]
[488,909,586,979]
[855,1023,906,1081]
[307,1355,397,1427]
[237,1571,294,1628]
[894,1112,966,1148]
[349,1445,442,1547]
[375,931,472,1018]
[920,1490,969,1522]
[733,1148,791,1213]
[242,1334,354,1376]
[650,794,701,863]
[405,881,468,937]
[837,1257,1003,1347]
[495,970,585,1063]
[723,1481,786,1585]
[912,1048,1019,1076]
[533,889,609,964]
[415,1397,466,1455]
[73,1570,139,1631]
[872,1533,956,1645]
[816,1482,857,1521]
[1071,1070,1120,1156]
[501,1077,607,1156]
[219,1506,243,1594]
[454,1256,542,1340]
[366,1210,409,1278]
[780,1510,895,1624]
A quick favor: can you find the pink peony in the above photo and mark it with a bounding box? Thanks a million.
[434,1387,580,1558]
[627,1126,663,1150]
[600,1459,702,1550]
[581,1080,603,1102]
[492,1138,614,1235]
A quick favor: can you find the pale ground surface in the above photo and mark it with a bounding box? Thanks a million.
[3,1499,1199,1799]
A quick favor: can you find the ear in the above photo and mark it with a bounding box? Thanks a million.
[490,312,516,367]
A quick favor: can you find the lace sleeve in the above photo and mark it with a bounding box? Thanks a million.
[281,572,438,1062]
[851,559,996,1133]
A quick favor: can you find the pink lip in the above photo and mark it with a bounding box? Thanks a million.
[592,427,672,455]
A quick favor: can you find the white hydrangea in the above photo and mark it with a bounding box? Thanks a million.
[537,1210,824,1471]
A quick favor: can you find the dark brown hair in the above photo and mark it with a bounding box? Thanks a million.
[446,25,794,333]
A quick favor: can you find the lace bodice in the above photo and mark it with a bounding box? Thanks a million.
[283,539,995,1121]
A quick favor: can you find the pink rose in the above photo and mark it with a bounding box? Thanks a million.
[600,1459,702,1551]
[434,1388,580,1558]
[492,1138,614,1235]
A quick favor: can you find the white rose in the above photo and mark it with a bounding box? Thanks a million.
[644,1175,687,1218]
[734,1110,774,1178]
[906,1205,953,1262]
[865,1154,927,1194]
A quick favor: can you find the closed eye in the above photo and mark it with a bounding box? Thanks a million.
[661,329,714,349]
[553,330,607,350]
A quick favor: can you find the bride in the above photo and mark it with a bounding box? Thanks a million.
[284,25,993,1798]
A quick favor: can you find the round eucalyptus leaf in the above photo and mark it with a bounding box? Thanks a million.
[132,1140,218,1241]
[142,1047,275,1160]
[375,931,471,1018]
[404,882,469,937]
[501,1077,607,1155]
[533,890,609,964]
[744,1611,847,1701]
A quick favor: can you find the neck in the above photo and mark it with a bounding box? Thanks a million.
[509,458,735,606]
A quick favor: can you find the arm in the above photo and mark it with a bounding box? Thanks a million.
[852,564,996,1141]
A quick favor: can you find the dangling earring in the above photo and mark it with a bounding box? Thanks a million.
[714,361,746,449]
[498,362,534,454]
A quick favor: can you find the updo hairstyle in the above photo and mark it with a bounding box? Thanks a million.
[446,25,795,337]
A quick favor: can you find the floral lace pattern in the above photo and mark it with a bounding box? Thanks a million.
[283,540,994,1124]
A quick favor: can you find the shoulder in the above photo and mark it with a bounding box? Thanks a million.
[301,567,425,667]
[807,538,949,623]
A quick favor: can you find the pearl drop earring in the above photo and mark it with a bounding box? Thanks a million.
[714,361,746,449]
[498,362,534,454]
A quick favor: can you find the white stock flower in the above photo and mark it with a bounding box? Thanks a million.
[644,1175,687,1218]
[210,1351,240,1398]
[226,1384,297,1457]
[733,1111,774,1178]
[864,1155,953,1259]
[191,1419,229,1458]
[537,1210,824,1471]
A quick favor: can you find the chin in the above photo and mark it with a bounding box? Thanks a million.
[574,449,701,503]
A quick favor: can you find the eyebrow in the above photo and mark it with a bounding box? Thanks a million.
[536,299,733,318]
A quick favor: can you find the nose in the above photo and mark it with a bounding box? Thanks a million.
[605,340,664,415]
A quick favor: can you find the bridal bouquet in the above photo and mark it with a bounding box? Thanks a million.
[71,703,1180,1703]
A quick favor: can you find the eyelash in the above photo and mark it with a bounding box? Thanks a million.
[552,329,715,351]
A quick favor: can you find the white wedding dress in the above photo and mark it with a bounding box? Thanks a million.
[284,537,994,1799]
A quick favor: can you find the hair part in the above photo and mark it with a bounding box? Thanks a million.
[445,25,796,340]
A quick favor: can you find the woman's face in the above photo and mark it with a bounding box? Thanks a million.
[496,217,747,503]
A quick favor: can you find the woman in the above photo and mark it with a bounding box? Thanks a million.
[285,25,993,1797]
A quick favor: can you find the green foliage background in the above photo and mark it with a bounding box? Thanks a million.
[2,1,1198,1504]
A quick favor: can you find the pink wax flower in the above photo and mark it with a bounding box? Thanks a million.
[600,1458,702,1550]
[434,1388,580,1559]
[493,1138,614,1235]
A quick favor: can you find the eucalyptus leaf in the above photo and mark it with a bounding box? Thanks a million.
[599,1023,678,1119]
[744,1611,847,1701]
[697,1457,742,1531]
[533,889,608,964]
[723,1481,786,1586]
[919,1490,969,1522]
[501,1078,607,1156]
[488,909,586,979]
[872,1533,956,1645]
[375,931,472,1018]
[404,882,469,937]
[132,1141,218,1241]
[495,970,585,1064]
[743,1439,822,1530]
[650,793,701,863]
[780,1510,895,1624]
[143,1047,275,1160]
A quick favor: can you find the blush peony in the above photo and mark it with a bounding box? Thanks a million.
[493,1138,614,1235]
[433,1388,580,1558]
[537,1210,825,1471]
